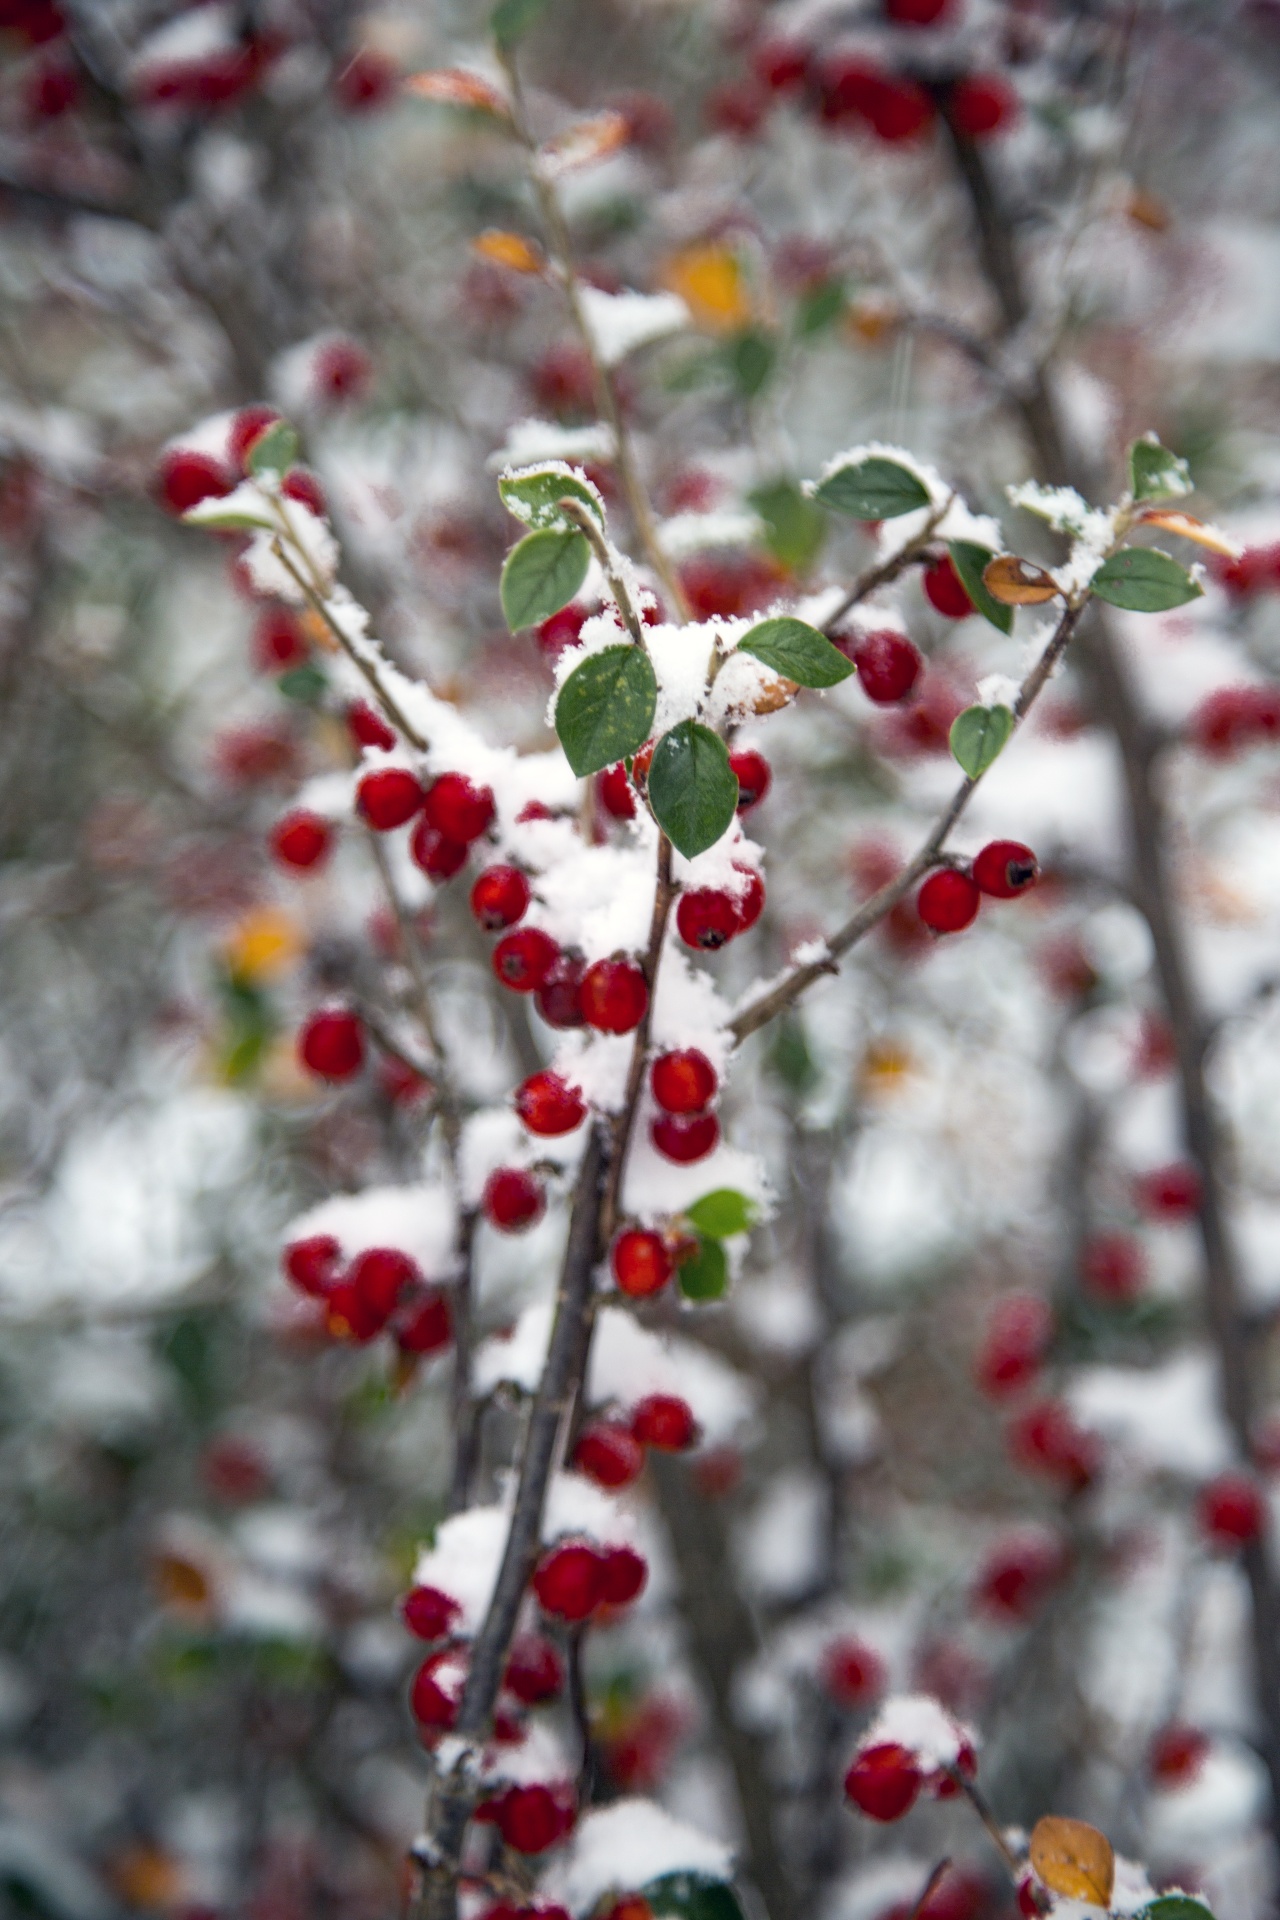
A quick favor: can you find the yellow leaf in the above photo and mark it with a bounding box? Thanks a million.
[983,554,1061,605]
[540,110,630,177]
[1135,509,1242,558]
[108,1847,187,1912]
[473,229,544,274]
[224,907,303,984]
[301,606,337,651]
[1127,187,1170,232]
[846,297,900,347]
[152,1550,214,1615]
[662,243,753,333]
[404,68,509,117]
[1029,1816,1115,1906]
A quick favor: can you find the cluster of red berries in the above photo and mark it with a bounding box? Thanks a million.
[154,404,330,519]
[357,764,498,886]
[916,840,1039,936]
[281,1234,451,1354]
[573,1394,700,1488]
[975,1296,1103,1490]
[532,1535,648,1622]
[651,1045,721,1166]
[844,1732,976,1822]
[1188,684,1280,758]
[483,891,652,1039]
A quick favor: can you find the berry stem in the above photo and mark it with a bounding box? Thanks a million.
[495,48,689,620]
[950,1771,1022,1881]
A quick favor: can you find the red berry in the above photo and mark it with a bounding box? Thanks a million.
[885,0,955,22]
[1149,1723,1210,1788]
[26,58,78,117]
[283,1234,342,1297]
[398,1289,453,1355]
[325,1278,385,1342]
[518,801,555,822]
[471,865,530,931]
[976,1530,1065,1621]
[1134,1162,1201,1221]
[732,867,765,931]
[917,868,980,934]
[1199,1471,1266,1547]
[729,748,771,812]
[922,554,974,618]
[612,1229,674,1298]
[271,810,333,871]
[402,1585,461,1642]
[313,337,372,405]
[335,47,399,110]
[155,447,235,515]
[651,1049,718,1115]
[820,1637,886,1708]
[950,74,1017,139]
[975,1293,1052,1398]
[380,1057,433,1107]
[496,1783,575,1854]
[516,1071,587,1136]
[410,819,469,880]
[972,840,1039,898]
[1082,1233,1146,1304]
[505,1634,564,1705]
[201,1434,269,1504]
[299,1008,365,1081]
[1211,547,1280,601]
[1008,1399,1102,1493]
[494,926,560,992]
[598,762,638,821]
[348,700,397,752]
[753,35,810,90]
[581,957,649,1034]
[411,1650,467,1730]
[281,466,327,517]
[843,1743,923,1821]
[357,766,426,831]
[1017,1876,1049,1920]
[422,772,495,844]
[867,76,934,141]
[632,1394,697,1452]
[574,1421,646,1489]
[533,1541,604,1621]
[677,888,739,951]
[850,629,923,703]
[252,606,309,673]
[483,1167,545,1233]
[815,54,885,124]
[538,604,591,659]
[348,1247,417,1326]
[598,1544,647,1606]
[228,404,281,470]
[536,953,587,1027]
[652,1111,720,1163]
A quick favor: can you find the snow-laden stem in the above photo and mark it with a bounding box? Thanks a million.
[730,600,1083,1042]
[496,49,689,620]
[936,95,1280,1842]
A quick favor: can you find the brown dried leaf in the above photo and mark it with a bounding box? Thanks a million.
[404,68,509,116]
[152,1549,213,1614]
[473,229,544,274]
[982,554,1061,605]
[1029,1816,1115,1906]
[539,110,630,177]
[751,673,799,714]
[1135,509,1241,557]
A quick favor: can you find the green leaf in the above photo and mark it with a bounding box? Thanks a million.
[796,278,846,338]
[500,528,589,630]
[1129,435,1193,503]
[1134,1900,1215,1920]
[247,420,298,477]
[677,1236,728,1302]
[726,329,776,398]
[182,499,275,532]
[276,663,328,705]
[491,0,549,47]
[748,478,826,574]
[948,540,1013,635]
[739,616,853,689]
[812,455,931,521]
[770,1015,819,1094]
[686,1189,756,1238]
[644,1873,745,1920]
[554,644,657,777]
[1090,546,1203,612]
[648,721,738,858]
[949,703,1015,779]
[498,466,605,533]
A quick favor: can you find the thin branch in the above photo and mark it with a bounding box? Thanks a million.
[907,1861,952,1920]
[820,494,954,635]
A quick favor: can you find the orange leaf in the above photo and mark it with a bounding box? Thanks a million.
[1127,187,1170,232]
[1135,509,1242,558]
[540,110,630,177]
[404,68,509,116]
[983,554,1061,605]
[473,229,544,274]
[152,1550,214,1613]
[1029,1816,1115,1906]
[661,243,753,334]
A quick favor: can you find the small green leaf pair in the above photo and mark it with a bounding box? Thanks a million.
[498,466,606,631]
[677,1190,755,1302]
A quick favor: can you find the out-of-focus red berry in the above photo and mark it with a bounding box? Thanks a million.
[252,606,309,673]
[922,554,975,617]
[1199,1471,1267,1548]
[281,466,327,517]
[1008,1398,1102,1493]
[312,337,372,405]
[402,1585,461,1641]
[283,1234,342,1296]
[496,1783,576,1854]
[335,47,399,110]
[228,404,281,470]
[949,74,1018,137]
[357,767,426,831]
[1082,1233,1147,1304]
[410,820,469,880]
[1134,1162,1201,1221]
[753,35,810,90]
[1149,1723,1210,1788]
[349,700,397,751]
[843,1743,923,1821]
[819,1636,887,1708]
[155,447,235,515]
[504,1633,564,1704]
[533,1542,603,1621]
[612,1229,674,1298]
[597,1544,647,1606]
[1189,684,1280,757]
[574,1421,646,1489]
[885,0,956,22]
[631,1394,697,1451]
[270,810,333,872]
[975,1529,1066,1621]
[397,1289,453,1355]
[483,1167,545,1233]
[298,1008,365,1081]
[975,1292,1052,1396]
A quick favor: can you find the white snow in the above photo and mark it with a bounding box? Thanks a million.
[411,1505,509,1634]
[544,1799,733,1912]
[284,1183,460,1280]
[1065,1350,1233,1479]
[579,288,690,368]
[858,1694,975,1770]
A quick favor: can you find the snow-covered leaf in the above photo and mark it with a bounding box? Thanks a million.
[739,617,852,689]
[648,722,738,858]
[1090,547,1203,612]
[555,644,656,777]
[812,456,930,520]
[1129,435,1193,504]
[500,528,590,629]
[499,465,605,532]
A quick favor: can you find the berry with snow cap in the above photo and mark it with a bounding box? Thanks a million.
[410,819,469,880]
[471,865,530,931]
[401,1585,461,1642]
[483,1167,545,1233]
[516,1071,586,1136]
[581,957,649,1034]
[410,1648,468,1731]
[504,1633,565,1704]
[422,772,495,844]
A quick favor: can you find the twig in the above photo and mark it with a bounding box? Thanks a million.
[952,1772,1022,1880]
[907,1861,952,1920]
[820,494,954,634]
